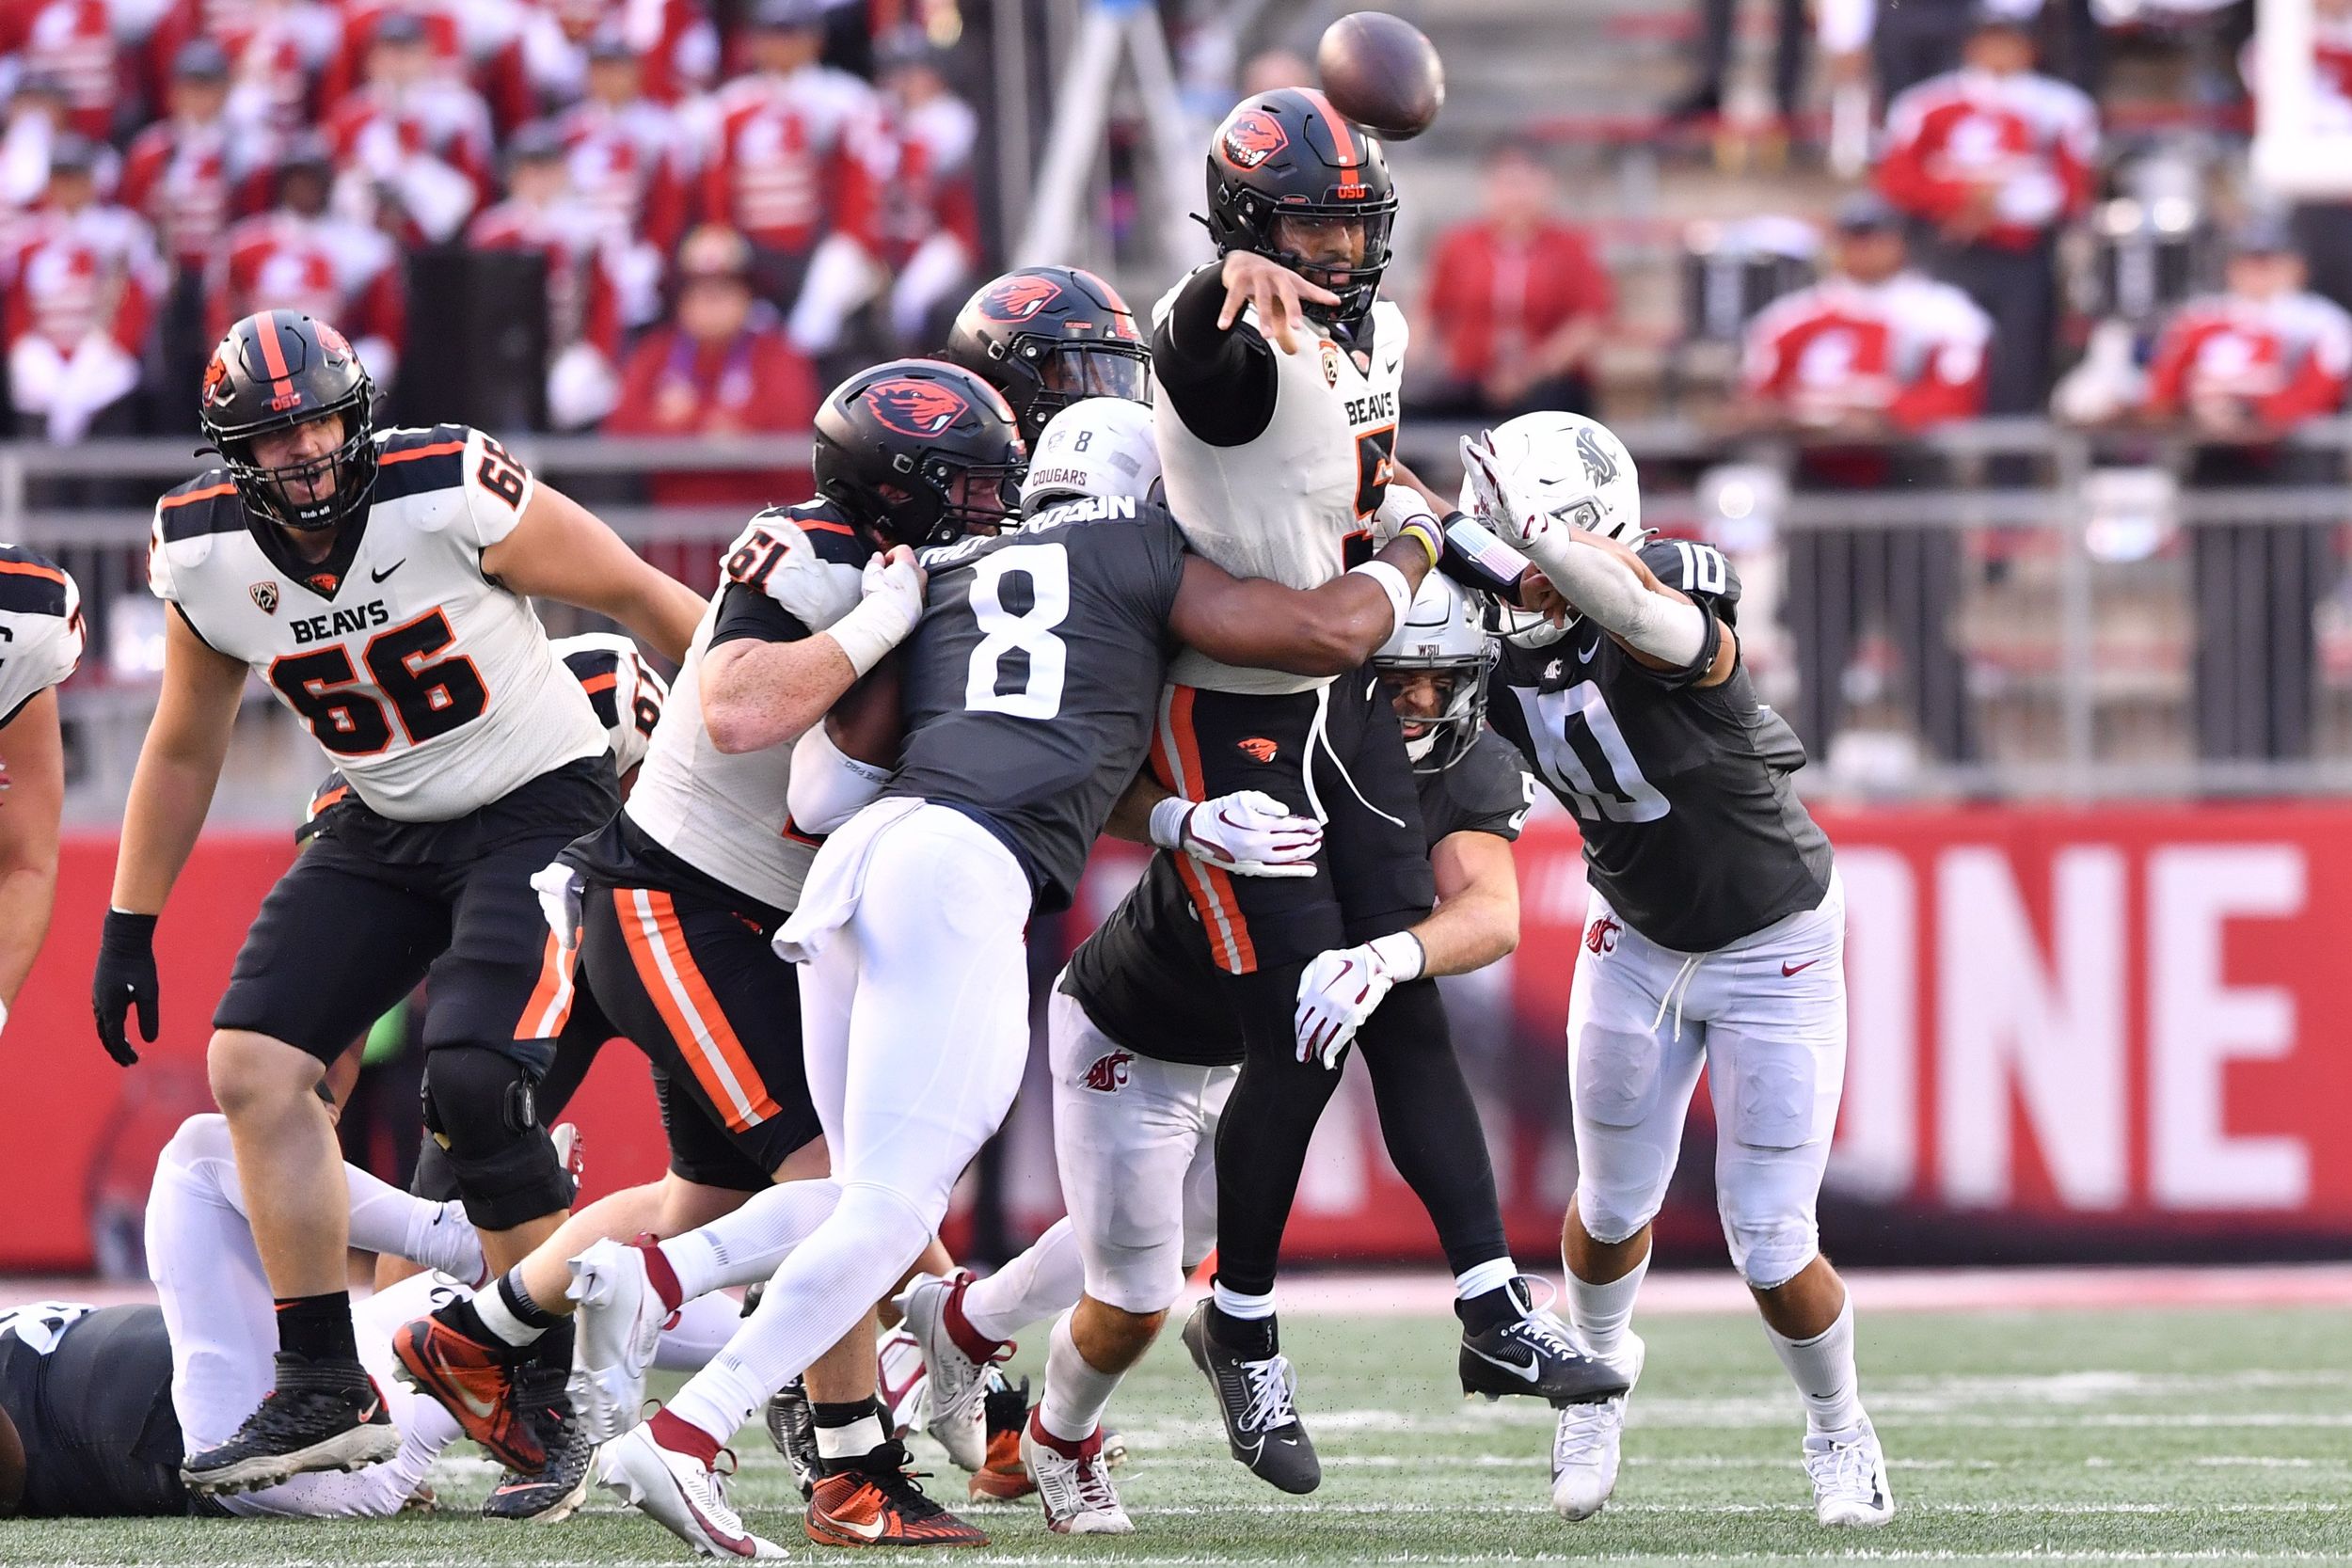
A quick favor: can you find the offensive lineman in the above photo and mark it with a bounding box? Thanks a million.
[89,310,704,1495]
[904,566,1537,1533]
[0,545,83,1038]
[582,399,1451,1560]
[1465,412,1892,1528]
[1151,87,1616,1489]
[939,265,1153,445]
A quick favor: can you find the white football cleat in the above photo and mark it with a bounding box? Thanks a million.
[1804,1417,1895,1528]
[567,1238,668,1442]
[895,1272,1002,1471]
[1021,1418,1133,1535]
[601,1422,785,1558]
[1550,1333,1644,1522]
[876,1324,930,1440]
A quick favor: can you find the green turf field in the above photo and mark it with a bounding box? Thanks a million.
[13,1301,2352,1566]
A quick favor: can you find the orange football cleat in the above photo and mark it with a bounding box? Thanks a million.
[389,1313,544,1473]
[805,1442,990,1547]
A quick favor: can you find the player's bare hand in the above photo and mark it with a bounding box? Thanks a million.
[1518,567,1572,626]
[1219,252,1340,354]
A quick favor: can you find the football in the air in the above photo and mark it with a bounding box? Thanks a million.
[1315,11,1445,142]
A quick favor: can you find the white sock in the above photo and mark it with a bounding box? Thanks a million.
[813,1411,886,1460]
[1211,1280,1275,1321]
[1453,1257,1518,1302]
[1564,1250,1648,1363]
[661,1179,843,1302]
[1763,1295,1866,1435]
[475,1273,548,1347]
[961,1217,1085,1344]
[1038,1308,1123,1446]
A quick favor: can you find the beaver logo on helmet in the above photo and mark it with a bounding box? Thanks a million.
[1220,109,1288,169]
[201,352,231,408]
[980,274,1063,323]
[314,321,353,359]
[864,378,970,437]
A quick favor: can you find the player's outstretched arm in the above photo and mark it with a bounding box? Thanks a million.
[100,609,248,1062]
[0,689,64,1024]
[481,483,706,664]
[1168,526,1439,677]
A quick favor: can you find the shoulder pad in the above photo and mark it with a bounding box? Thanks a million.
[373,424,474,506]
[154,469,245,544]
[726,508,866,630]
[1641,537,1740,610]
[0,545,72,618]
[754,500,871,569]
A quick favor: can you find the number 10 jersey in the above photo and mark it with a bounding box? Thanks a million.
[149,424,606,822]
[1486,537,1833,953]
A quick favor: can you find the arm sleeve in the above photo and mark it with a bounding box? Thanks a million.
[1150,262,1279,448]
[785,721,892,835]
[707,582,814,649]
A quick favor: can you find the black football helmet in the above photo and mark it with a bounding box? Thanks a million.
[939,266,1152,444]
[199,309,377,531]
[1203,87,1397,331]
[811,359,1027,549]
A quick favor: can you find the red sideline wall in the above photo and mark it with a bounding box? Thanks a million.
[8,805,2351,1271]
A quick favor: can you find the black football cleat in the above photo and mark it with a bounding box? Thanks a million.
[1458,1277,1631,1406]
[483,1364,596,1522]
[1180,1300,1319,1495]
[765,1375,820,1500]
[181,1354,400,1495]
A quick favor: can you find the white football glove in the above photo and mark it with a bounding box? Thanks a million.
[1295,932,1426,1069]
[829,546,928,677]
[1150,790,1322,879]
[530,859,586,954]
[1461,430,1560,555]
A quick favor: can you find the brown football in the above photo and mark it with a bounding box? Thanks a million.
[1315,11,1444,142]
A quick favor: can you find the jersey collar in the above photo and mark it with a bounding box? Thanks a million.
[246,495,373,602]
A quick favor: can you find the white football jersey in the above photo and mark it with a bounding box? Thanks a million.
[1152,286,1409,694]
[0,546,84,724]
[622,502,867,913]
[551,632,668,779]
[149,424,607,822]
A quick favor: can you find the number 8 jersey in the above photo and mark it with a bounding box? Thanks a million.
[1485,538,1834,952]
[149,424,607,821]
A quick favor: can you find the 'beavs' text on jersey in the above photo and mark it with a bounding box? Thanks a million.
[618,501,869,914]
[886,495,1191,911]
[0,545,84,725]
[1153,282,1407,696]
[148,425,607,822]
[1486,538,1833,952]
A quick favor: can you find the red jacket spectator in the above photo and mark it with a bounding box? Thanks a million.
[1876,59,2097,253]
[2143,242,2352,431]
[20,0,141,142]
[143,0,341,136]
[868,28,977,346]
[693,8,882,260]
[606,224,818,507]
[3,142,167,441]
[556,43,693,253]
[321,12,496,243]
[317,1,534,136]
[206,166,406,384]
[118,41,274,274]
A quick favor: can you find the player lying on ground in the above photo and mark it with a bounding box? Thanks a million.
[90,309,705,1499]
[0,1112,739,1521]
[893,564,1536,1533]
[1465,412,1893,1528]
[581,389,1446,1560]
[0,545,82,1043]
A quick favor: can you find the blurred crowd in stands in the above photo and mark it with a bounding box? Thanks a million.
[0,0,974,455]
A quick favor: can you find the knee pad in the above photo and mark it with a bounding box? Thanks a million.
[1087,1246,1186,1318]
[421,1046,571,1231]
[408,1135,461,1205]
[161,1112,235,1172]
[1574,1183,1658,1249]
[1719,1196,1820,1291]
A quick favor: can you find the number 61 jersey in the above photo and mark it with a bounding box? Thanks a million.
[1485,538,1833,953]
[149,424,606,822]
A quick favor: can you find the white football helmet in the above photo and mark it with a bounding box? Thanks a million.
[1021,396,1163,509]
[1372,572,1495,772]
[1458,410,1645,648]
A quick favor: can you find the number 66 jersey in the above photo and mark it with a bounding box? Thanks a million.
[1485,538,1833,953]
[148,424,606,821]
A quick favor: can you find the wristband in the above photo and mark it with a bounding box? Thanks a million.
[1147,795,1193,851]
[1368,929,1426,983]
[1438,511,1534,602]
[1395,514,1443,571]
[1346,559,1414,638]
[826,596,912,679]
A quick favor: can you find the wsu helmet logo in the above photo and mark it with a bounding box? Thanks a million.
[863,377,969,437]
[1220,110,1288,169]
[1082,1051,1134,1093]
[981,274,1063,323]
[1575,425,1620,487]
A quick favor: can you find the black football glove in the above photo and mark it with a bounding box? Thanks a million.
[92,910,159,1066]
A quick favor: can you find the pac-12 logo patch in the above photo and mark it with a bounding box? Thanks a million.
[1320,341,1341,388]
[1082,1050,1134,1093]
[1220,109,1288,169]
[249,580,278,614]
[980,274,1062,323]
[863,377,969,437]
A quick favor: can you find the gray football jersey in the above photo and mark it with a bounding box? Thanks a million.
[884,495,1191,911]
[1486,537,1832,952]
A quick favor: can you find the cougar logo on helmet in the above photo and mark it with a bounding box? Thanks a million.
[1082,1051,1134,1093]
[980,274,1062,322]
[863,378,969,437]
[1576,425,1620,487]
[1220,110,1288,169]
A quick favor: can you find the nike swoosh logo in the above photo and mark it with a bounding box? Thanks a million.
[1578,639,1601,663]
[457,1386,500,1420]
[1465,1343,1543,1382]
[834,1513,887,1541]
[1782,958,1821,977]
[371,559,405,583]
[358,1398,381,1422]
